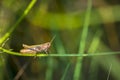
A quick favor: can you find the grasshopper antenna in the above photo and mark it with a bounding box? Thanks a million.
[50,35,56,43]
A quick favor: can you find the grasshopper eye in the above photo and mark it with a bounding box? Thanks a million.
[47,43,50,46]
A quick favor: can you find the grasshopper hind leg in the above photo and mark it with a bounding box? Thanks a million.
[44,49,49,54]
[45,51,48,54]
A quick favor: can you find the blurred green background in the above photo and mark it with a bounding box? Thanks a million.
[0,0,120,80]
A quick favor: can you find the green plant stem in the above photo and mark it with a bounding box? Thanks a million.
[88,30,102,80]
[61,63,71,80]
[0,47,120,57]
[73,0,92,80]
[88,30,102,53]
[45,32,66,80]
[0,0,36,45]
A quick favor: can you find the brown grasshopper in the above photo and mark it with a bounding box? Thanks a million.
[20,36,56,54]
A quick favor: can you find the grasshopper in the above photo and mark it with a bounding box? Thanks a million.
[20,36,56,54]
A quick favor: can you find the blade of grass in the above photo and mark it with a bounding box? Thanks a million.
[0,52,5,80]
[73,0,92,80]
[45,32,66,80]
[88,29,102,80]
[45,14,66,80]
[0,38,10,80]
[0,0,36,45]
[61,63,71,80]
[107,63,112,80]
[88,30,102,53]
[45,57,54,80]
[0,1,37,77]
[98,55,120,80]
[54,34,66,54]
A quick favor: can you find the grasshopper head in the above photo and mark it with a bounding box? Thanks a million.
[44,42,51,48]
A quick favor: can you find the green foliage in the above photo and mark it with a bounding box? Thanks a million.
[0,0,120,80]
